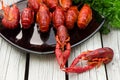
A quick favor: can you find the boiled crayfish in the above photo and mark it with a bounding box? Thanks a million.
[77,4,92,29]
[28,0,40,13]
[63,47,114,73]
[1,1,20,29]
[21,7,34,29]
[36,3,51,32]
[59,0,72,11]
[55,25,71,69]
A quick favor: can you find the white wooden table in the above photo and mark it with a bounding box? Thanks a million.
[0,0,120,80]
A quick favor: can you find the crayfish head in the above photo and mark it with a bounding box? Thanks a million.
[83,47,114,67]
[84,48,114,63]
[101,47,114,64]
[56,25,70,51]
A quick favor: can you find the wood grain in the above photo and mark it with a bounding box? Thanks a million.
[28,54,65,80]
[0,37,26,80]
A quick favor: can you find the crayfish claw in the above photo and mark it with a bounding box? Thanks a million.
[63,65,94,73]
[55,42,71,69]
[56,35,62,46]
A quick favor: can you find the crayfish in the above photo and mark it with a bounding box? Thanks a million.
[63,47,114,73]
[21,7,34,29]
[1,0,20,29]
[45,0,58,10]
[36,3,51,32]
[59,0,72,11]
[55,25,71,69]
[77,4,92,29]
[65,6,79,29]
[28,0,40,13]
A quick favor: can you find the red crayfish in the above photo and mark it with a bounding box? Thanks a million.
[1,1,20,29]
[45,0,58,10]
[36,3,51,32]
[28,0,40,12]
[59,0,72,11]
[77,4,92,29]
[52,6,65,29]
[55,25,71,69]
[63,47,114,73]
[65,6,79,29]
[21,7,34,29]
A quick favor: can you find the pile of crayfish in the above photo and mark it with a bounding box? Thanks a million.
[0,0,114,73]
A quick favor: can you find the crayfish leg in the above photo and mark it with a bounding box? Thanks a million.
[62,43,71,67]
[55,36,62,47]
[65,37,70,43]
[69,50,92,67]
[55,43,64,68]
[63,65,94,73]
[87,57,110,68]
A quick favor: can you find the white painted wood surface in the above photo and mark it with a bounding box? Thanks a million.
[0,0,26,80]
[28,54,65,80]
[0,37,26,80]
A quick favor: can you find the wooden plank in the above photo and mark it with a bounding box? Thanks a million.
[68,32,107,80]
[102,30,120,80]
[28,54,65,80]
[0,37,26,80]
